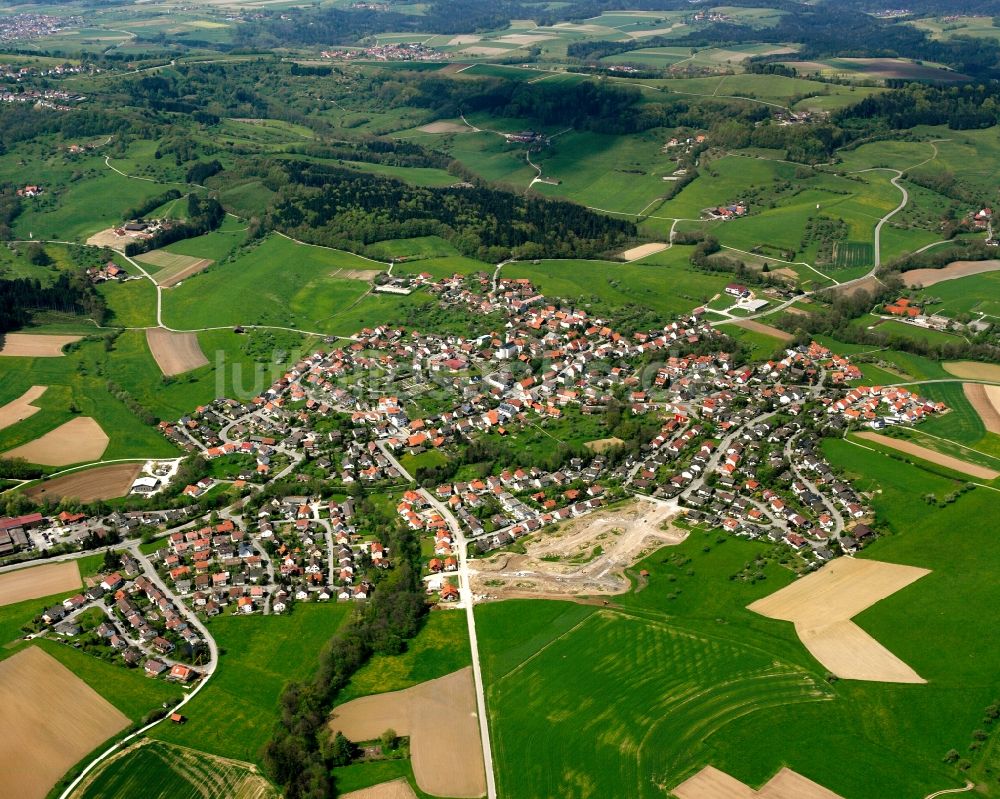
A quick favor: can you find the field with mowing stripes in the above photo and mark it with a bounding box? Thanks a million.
[70,741,278,799]
[832,241,873,268]
[478,602,831,799]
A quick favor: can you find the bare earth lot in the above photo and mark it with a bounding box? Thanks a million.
[584,436,624,453]
[419,121,469,134]
[748,557,930,683]
[146,327,209,376]
[3,416,109,466]
[471,497,686,597]
[944,360,1000,382]
[25,462,143,503]
[856,431,1000,480]
[0,646,129,799]
[341,779,419,799]
[330,668,486,798]
[0,561,81,608]
[902,259,1000,287]
[673,765,844,799]
[731,319,794,342]
[620,242,667,261]
[0,385,47,431]
[134,250,214,287]
[0,334,81,358]
[336,268,383,281]
[964,383,1000,434]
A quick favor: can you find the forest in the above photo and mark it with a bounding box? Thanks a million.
[0,272,106,334]
[260,160,636,260]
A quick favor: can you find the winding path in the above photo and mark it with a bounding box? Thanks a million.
[923,782,975,799]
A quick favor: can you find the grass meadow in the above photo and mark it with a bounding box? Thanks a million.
[160,234,391,334]
[477,437,1000,798]
[150,603,352,763]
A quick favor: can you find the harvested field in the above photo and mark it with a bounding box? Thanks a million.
[834,276,880,298]
[731,319,794,342]
[471,497,686,597]
[964,383,1000,434]
[336,268,383,281]
[0,561,81,608]
[748,557,930,683]
[944,360,1000,382]
[620,242,667,261]
[584,436,624,453]
[3,416,109,466]
[447,34,481,45]
[85,227,144,249]
[902,259,1000,287]
[145,328,209,376]
[341,779,418,799]
[856,431,1000,479]
[419,120,469,133]
[134,250,214,287]
[0,333,81,358]
[673,765,844,799]
[0,385,47,431]
[460,46,512,56]
[25,462,142,503]
[330,668,486,798]
[0,646,129,799]
[498,33,555,44]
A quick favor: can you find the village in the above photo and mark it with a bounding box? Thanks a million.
[1,267,951,617]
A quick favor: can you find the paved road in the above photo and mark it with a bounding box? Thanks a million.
[377,440,497,798]
[420,488,498,799]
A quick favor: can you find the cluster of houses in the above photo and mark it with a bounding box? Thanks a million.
[320,42,442,62]
[0,13,79,42]
[87,260,128,283]
[149,519,271,614]
[706,203,748,221]
[42,558,202,681]
[0,88,84,110]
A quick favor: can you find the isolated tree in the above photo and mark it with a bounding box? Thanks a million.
[328,732,354,767]
[380,728,397,751]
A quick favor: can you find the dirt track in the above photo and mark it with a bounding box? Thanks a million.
[4,416,110,466]
[0,646,129,799]
[341,779,418,799]
[0,386,47,431]
[471,498,686,597]
[856,432,1000,480]
[330,668,486,798]
[673,765,844,799]
[0,561,81,608]
[25,462,142,503]
[748,557,930,683]
[903,260,1000,287]
[0,334,81,358]
[146,328,209,376]
[963,383,1000,434]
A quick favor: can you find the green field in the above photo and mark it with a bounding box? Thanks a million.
[0,337,181,468]
[337,609,470,703]
[161,234,397,335]
[478,436,1000,798]
[504,248,729,321]
[71,741,278,799]
[150,603,351,763]
[832,240,873,268]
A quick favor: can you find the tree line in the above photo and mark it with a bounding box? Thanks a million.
[0,273,106,334]
[263,496,426,799]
